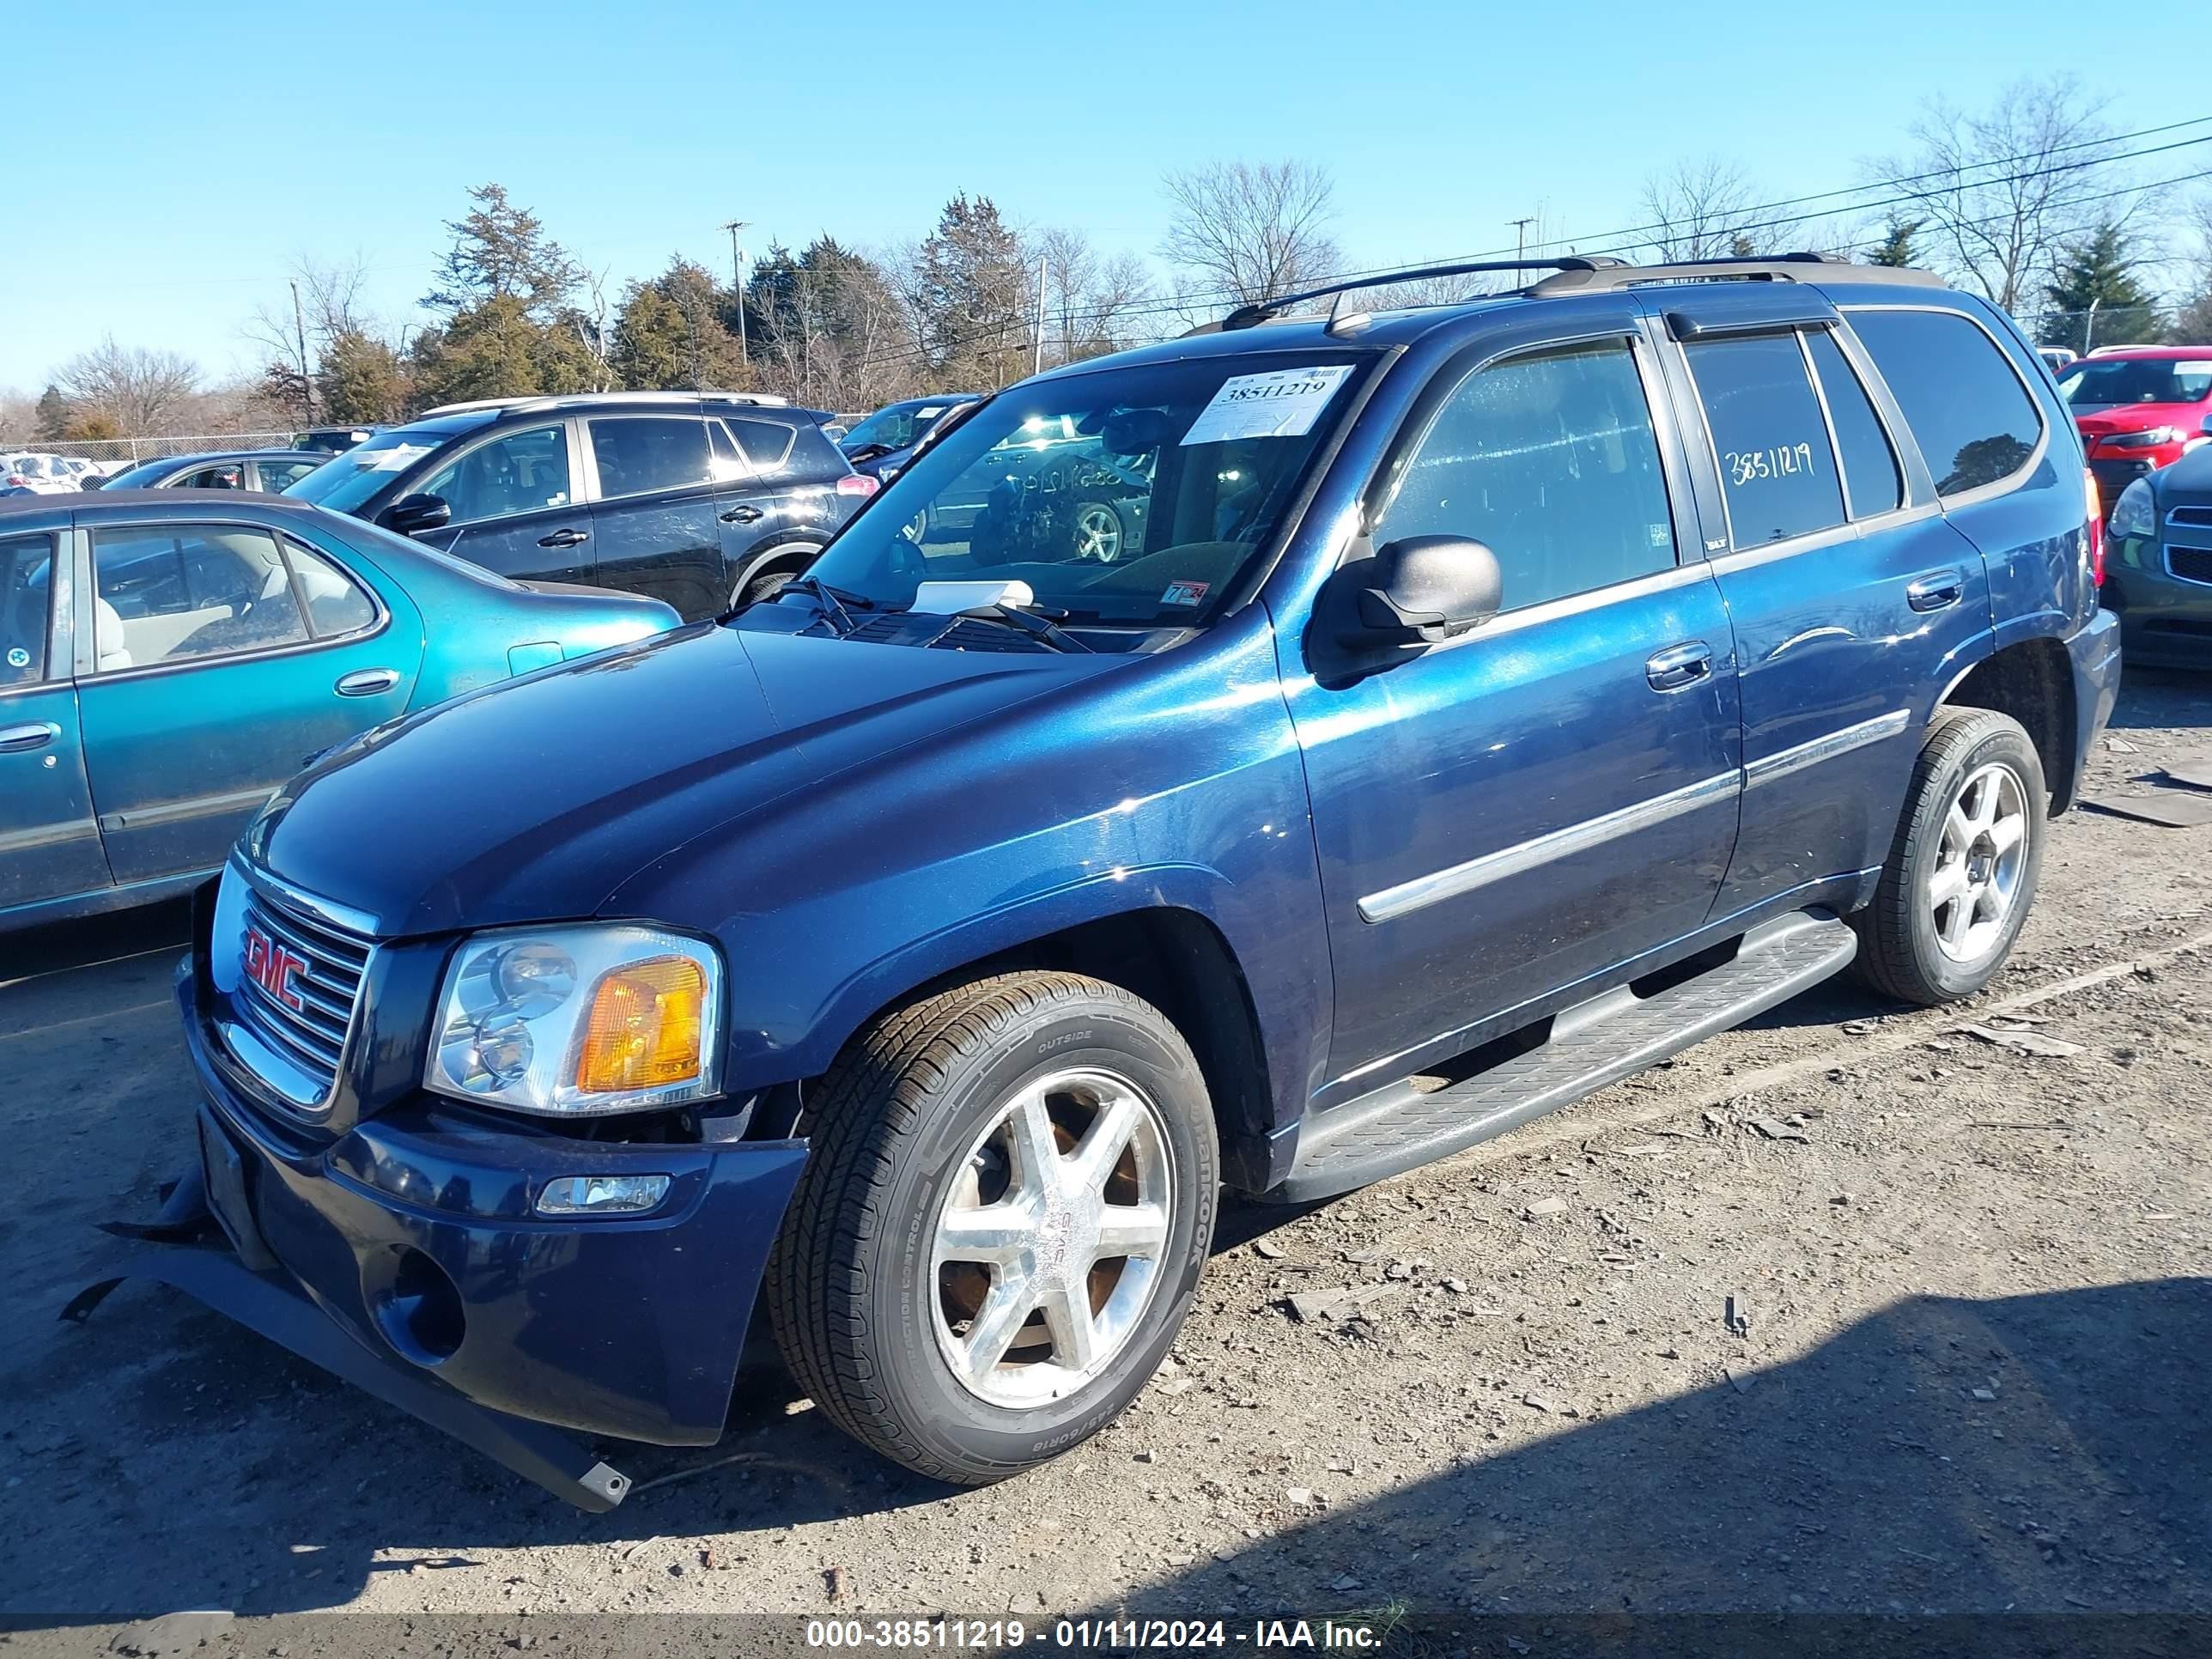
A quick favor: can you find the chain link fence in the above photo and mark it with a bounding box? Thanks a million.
[4,431,297,465]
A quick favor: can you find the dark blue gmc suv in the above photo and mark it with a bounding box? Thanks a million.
[98,253,2119,1509]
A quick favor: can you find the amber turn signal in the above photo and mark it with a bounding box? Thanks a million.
[574,956,707,1094]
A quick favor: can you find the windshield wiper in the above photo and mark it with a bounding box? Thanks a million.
[954,602,1094,653]
[771,576,878,636]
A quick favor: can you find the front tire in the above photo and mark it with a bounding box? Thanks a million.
[1852,706,2045,1005]
[767,971,1218,1485]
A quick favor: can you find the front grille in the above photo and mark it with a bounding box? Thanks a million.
[231,882,372,1102]
[2166,545,2212,587]
[2169,505,2212,529]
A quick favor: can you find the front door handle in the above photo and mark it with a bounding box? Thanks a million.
[0,720,59,754]
[1645,641,1714,693]
[719,504,765,525]
[336,668,401,697]
[537,527,590,549]
[1906,568,1965,612]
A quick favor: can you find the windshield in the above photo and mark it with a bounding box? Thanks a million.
[842,399,963,453]
[102,458,178,488]
[2060,357,2212,410]
[803,352,1368,629]
[284,424,464,513]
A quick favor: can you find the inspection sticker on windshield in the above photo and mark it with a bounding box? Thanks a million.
[1181,365,1352,446]
[1161,580,1210,606]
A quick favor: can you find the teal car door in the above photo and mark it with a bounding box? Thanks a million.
[74,517,422,884]
[0,526,112,912]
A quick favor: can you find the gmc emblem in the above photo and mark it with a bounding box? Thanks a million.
[243,924,307,1012]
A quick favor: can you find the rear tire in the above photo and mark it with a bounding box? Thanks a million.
[767,971,1218,1485]
[1851,706,2045,1006]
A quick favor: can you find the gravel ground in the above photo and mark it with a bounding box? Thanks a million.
[3,671,2209,1650]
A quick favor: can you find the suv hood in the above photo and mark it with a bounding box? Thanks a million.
[248,620,1121,937]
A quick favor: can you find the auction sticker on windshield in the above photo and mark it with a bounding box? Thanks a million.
[1181,365,1353,445]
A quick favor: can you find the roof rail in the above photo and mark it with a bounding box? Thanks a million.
[417,390,791,418]
[1528,253,1944,296]
[1207,257,1630,333]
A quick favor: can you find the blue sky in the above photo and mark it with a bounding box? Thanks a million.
[9,1,2208,393]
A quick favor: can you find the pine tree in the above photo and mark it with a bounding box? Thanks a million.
[2042,222,2160,353]
[913,197,1031,388]
[1868,218,1922,268]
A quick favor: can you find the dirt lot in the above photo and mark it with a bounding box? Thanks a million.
[3,672,2209,1648]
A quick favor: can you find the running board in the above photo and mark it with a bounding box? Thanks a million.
[1278,911,1856,1202]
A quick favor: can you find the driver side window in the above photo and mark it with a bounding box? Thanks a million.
[1372,340,1678,611]
[420,425,571,525]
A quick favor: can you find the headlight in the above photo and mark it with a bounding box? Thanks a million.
[2109,477,2157,542]
[424,924,723,1116]
[2104,427,2182,450]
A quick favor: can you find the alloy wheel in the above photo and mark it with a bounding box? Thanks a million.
[929,1066,1173,1407]
[1926,760,2030,963]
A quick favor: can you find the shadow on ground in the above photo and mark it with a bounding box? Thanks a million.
[1109,1277,2212,1623]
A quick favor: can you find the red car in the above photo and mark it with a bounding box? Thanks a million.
[2059,347,2212,514]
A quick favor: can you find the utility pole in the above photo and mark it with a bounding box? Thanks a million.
[1510,216,1538,264]
[1033,255,1048,377]
[722,220,750,368]
[2083,297,2100,356]
[289,279,314,425]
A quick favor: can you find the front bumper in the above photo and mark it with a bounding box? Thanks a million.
[92,957,809,1504]
[2100,533,2212,671]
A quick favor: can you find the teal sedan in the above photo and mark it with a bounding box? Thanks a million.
[0,490,678,932]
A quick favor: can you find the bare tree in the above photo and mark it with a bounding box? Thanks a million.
[243,251,383,424]
[1160,160,1340,311]
[1639,157,1762,263]
[1036,228,1154,367]
[1870,76,2123,313]
[53,337,204,434]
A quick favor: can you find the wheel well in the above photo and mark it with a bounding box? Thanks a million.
[817,910,1277,1194]
[1939,639,2077,815]
[738,544,819,592]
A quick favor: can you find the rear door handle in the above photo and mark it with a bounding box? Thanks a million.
[1906,568,1965,612]
[719,504,765,525]
[335,668,401,697]
[1645,641,1714,692]
[537,528,590,549]
[0,720,59,754]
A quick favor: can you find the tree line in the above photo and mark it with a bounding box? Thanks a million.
[11,76,2212,446]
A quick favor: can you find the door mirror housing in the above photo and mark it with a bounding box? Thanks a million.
[1346,536,1503,646]
[384,493,452,536]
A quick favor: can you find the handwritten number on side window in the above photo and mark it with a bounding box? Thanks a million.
[1725,442,1815,489]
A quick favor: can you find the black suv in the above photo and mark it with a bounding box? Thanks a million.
[283,393,876,620]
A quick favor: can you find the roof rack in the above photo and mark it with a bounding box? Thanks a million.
[417,390,792,418]
[1528,252,1943,295]
[1211,257,1629,333]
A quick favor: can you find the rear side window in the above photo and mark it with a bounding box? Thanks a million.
[726,416,797,473]
[589,416,713,498]
[1372,338,1678,611]
[1846,309,2044,497]
[283,538,378,636]
[1804,329,1902,518]
[1685,332,1846,548]
[91,525,310,670]
[0,532,54,685]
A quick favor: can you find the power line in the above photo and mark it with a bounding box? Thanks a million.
[843,153,2212,376]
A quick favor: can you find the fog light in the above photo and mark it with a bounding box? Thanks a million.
[536,1173,672,1216]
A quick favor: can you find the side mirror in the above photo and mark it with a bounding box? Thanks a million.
[1343,536,1503,647]
[384,493,451,536]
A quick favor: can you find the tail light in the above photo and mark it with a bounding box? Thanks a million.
[836,473,879,499]
[2083,466,2105,588]
[3,474,26,489]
